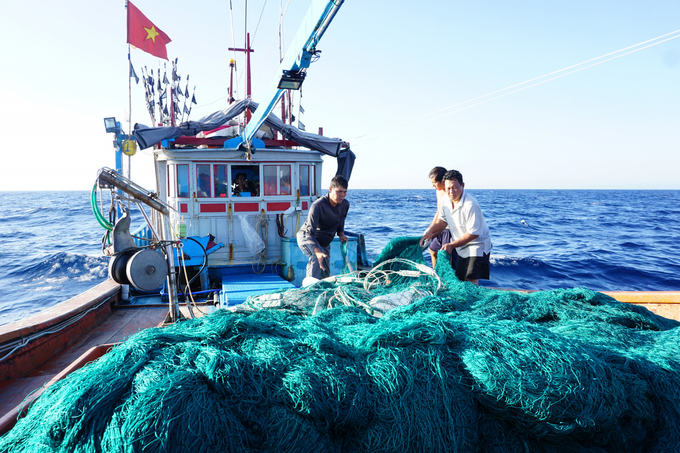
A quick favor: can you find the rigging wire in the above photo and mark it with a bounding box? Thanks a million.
[228,0,239,100]
[204,0,291,108]
[253,0,292,92]
[351,29,680,143]
[252,0,269,44]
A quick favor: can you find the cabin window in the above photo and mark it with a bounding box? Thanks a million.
[300,165,309,196]
[177,164,189,198]
[196,164,211,198]
[263,165,292,196]
[299,165,316,196]
[213,164,229,198]
[232,165,260,197]
[168,164,176,198]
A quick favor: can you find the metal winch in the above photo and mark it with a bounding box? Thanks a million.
[107,207,168,292]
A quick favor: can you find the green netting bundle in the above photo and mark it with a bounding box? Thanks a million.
[1,237,679,453]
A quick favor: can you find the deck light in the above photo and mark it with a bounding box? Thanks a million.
[278,70,306,90]
[104,117,119,133]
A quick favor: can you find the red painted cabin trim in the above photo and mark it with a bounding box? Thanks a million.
[233,203,259,212]
[266,202,291,211]
[200,203,227,213]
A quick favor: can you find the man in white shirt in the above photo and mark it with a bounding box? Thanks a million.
[420,170,492,284]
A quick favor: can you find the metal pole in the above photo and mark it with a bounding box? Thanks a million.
[163,218,179,322]
[97,169,169,215]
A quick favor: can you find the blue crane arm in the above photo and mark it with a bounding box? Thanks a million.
[233,0,344,151]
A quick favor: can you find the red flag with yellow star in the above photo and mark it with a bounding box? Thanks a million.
[127,1,171,60]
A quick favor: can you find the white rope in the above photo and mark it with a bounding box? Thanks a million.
[243,257,444,316]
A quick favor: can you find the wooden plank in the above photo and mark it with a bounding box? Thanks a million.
[602,291,680,303]
[0,307,170,433]
[25,307,168,379]
[0,344,114,436]
[0,301,113,381]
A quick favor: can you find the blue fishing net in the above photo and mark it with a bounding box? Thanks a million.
[1,237,678,453]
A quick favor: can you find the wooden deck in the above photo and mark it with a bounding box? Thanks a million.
[0,305,169,432]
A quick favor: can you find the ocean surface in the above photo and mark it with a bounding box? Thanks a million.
[1,189,679,326]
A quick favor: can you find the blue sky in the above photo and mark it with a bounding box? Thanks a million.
[1,0,679,191]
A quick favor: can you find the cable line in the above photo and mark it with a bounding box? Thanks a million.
[351,29,680,143]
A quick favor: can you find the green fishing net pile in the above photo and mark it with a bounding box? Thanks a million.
[2,237,679,453]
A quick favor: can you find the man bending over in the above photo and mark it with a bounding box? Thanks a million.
[421,170,492,284]
[297,175,350,279]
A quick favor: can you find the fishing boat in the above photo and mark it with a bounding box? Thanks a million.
[1,0,680,447]
[0,0,363,434]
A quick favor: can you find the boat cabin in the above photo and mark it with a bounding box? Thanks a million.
[156,146,323,267]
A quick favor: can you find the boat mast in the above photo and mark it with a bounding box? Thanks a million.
[228,32,254,122]
[229,0,345,154]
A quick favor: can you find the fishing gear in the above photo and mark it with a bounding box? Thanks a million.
[140,66,156,125]
[180,74,190,123]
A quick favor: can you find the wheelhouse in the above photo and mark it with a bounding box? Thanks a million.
[156,147,323,266]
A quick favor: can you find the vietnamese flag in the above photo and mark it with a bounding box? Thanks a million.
[127,1,172,60]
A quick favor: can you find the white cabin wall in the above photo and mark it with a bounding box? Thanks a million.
[157,149,322,267]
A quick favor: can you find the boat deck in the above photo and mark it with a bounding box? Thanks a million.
[0,305,169,423]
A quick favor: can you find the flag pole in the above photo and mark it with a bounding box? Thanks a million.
[128,45,132,137]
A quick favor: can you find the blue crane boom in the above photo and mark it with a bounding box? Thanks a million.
[227,0,344,152]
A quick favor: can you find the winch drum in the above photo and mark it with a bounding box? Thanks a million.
[109,249,168,291]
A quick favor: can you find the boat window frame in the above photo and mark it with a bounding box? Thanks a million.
[232,164,261,197]
[263,164,292,196]
[167,164,176,198]
[299,164,316,196]
[176,164,190,198]
[213,164,229,198]
[196,163,212,198]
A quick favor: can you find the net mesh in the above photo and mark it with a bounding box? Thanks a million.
[1,237,679,453]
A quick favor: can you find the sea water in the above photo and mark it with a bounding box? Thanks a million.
[1,189,679,326]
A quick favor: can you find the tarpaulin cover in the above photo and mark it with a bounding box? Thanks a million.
[132,99,344,157]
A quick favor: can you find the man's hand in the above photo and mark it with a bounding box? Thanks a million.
[314,247,328,271]
[420,220,447,247]
[442,242,457,254]
[420,229,434,247]
[338,233,349,243]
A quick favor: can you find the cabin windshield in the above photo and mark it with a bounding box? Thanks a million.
[232,165,260,197]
